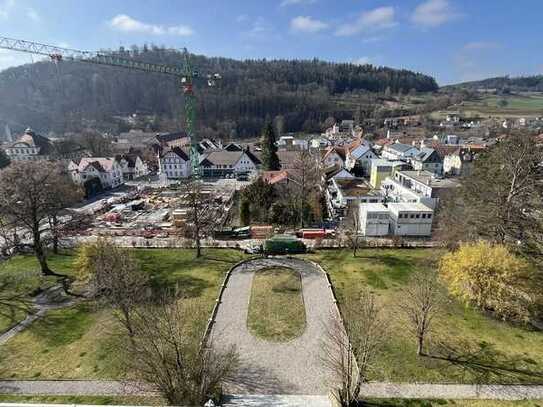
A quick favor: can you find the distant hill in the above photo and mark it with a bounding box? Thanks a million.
[446,75,543,92]
[0,46,438,138]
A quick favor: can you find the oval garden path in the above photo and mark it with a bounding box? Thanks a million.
[210,257,339,395]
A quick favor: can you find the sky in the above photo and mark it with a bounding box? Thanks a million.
[0,0,542,85]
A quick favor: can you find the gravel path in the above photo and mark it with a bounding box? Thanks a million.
[210,257,339,395]
[0,380,151,396]
[1,380,542,402]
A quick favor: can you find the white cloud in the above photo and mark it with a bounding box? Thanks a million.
[236,14,249,23]
[336,6,396,37]
[411,0,458,28]
[290,16,328,33]
[280,0,316,7]
[26,7,40,22]
[0,0,15,19]
[353,56,371,65]
[0,49,33,72]
[109,14,194,36]
[463,41,500,50]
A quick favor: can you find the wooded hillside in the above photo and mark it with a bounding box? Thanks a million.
[0,45,438,138]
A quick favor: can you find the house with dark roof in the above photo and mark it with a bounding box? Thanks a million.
[158,147,191,179]
[155,132,190,149]
[4,128,53,161]
[344,138,378,175]
[115,154,149,180]
[410,148,443,175]
[321,146,346,168]
[199,150,259,178]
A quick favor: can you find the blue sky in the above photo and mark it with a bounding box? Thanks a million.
[0,0,542,84]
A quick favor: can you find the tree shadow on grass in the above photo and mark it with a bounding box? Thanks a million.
[27,303,93,347]
[149,274,212,299]
[427,339,543,384]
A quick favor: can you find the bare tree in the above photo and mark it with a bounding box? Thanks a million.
[127,294,238,406]
[340,204,363,257]
[75,239,148,337]
[397,267,443,356]
[291,150,320,228]
[178,179,217,258]
[322,289,387,406]
[0,161,82,277]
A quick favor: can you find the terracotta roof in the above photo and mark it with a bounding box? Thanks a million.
[322,146,346,161]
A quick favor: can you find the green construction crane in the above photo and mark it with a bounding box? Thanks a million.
[0,36,219,177]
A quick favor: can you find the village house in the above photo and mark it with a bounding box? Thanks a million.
[321,146,346,168]
[344,138,378,175]
[4,128,52,161]
[369,159,410,188]
[116,154,149,180]
[410,148,443,175]
[443,147,476,177]
[68,157,124,190]
[326,177,382,219]
[158,147,191,180]
[359,203,390,237]
[199,150,259,178]
[381,170,460,210]
[381,142,420,161]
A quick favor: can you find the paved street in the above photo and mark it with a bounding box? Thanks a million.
[210,257,339,395]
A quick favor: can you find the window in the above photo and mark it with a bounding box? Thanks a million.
[428,214,432,219]
[416,214,420,218]
[410,214,415,219]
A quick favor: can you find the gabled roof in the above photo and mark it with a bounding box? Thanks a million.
[10,129,52,155]
[413,148,440,163]
[387,143,417,154]
[78,157,117,173]
[200,151,250,167]
[224,143,243,152]
[166,147,190,161]
[322,146,346,161]
[155,132,189,145]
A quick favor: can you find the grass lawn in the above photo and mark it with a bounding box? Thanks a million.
[247,267,306,342]
[0,248,247,379]
[0,395,164,405]
[306,249,543,384]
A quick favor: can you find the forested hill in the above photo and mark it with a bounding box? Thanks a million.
[447,75,543,92]
[0,46,438,138]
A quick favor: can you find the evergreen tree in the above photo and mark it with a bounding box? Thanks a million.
[240,199,251,226]
[260,123,280,171]
[0,149,9,169]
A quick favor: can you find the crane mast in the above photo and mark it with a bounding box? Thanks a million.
[0,36,210,178]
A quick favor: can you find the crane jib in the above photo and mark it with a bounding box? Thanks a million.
[0,35,220,179]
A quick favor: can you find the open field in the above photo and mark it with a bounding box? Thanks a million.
[307,249,543,384]
[433,92,543,119]
[247,266,306,341]
[0,248,247,379]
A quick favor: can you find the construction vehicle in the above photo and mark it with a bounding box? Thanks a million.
[0,36,220,177]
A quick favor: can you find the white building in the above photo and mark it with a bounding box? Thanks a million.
[359,203,390,236]
[158,147,191,179]
[199,150,259,178]
[116,155,149,180]
[321,147,346,168]
[68,157,124,189]
[388,202,434,237]
[4,128,52,161]
[381,142,420,161]
[345,139,378,174]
